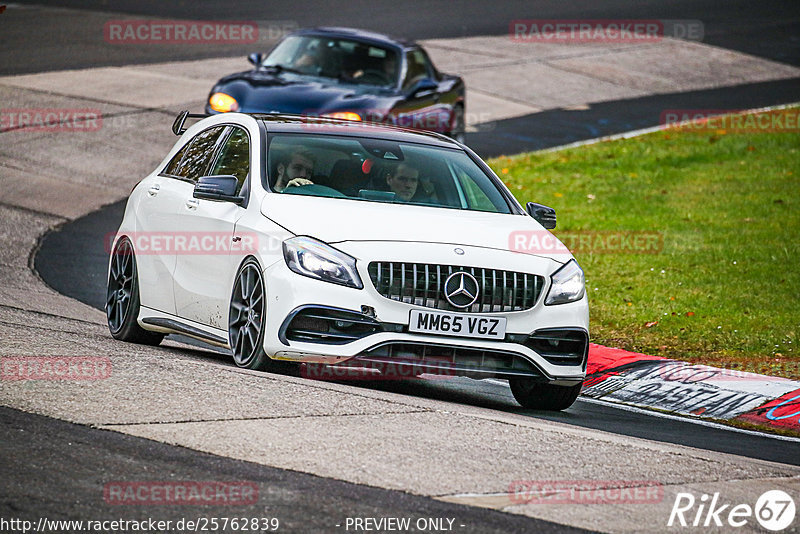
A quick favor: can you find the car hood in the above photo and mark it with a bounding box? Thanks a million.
[215,70,396,114]
[260,194,569,262]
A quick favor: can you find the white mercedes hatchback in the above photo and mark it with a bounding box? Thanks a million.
[107,112,589,410]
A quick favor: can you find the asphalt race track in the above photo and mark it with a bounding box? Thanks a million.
[1,406,586,533]
[2,0,799,74]
[3,1,800,532]
[34,173,800,468]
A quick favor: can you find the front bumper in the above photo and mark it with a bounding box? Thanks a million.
[261,243,589,383]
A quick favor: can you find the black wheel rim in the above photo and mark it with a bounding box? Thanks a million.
[106,239,134,333]
[228,263,265,366]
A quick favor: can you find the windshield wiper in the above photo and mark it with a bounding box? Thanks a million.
[262,64,305,75]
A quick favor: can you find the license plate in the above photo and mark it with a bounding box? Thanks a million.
[408,310,506,340]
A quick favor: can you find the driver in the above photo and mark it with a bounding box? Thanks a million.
[349,51,397,84]
[385,162,419,201]
[274,147,315,192]
[294,42,323,74]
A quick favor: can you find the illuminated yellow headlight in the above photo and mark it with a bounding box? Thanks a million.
[322,111,362,121]
[209,93,239,113]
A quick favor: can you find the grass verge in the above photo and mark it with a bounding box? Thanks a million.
[489,107,800,380]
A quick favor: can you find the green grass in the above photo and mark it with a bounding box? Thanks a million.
[489,107,800,379]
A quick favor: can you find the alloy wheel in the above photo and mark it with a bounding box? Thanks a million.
[106,239,134,333]
[228,262,265,366]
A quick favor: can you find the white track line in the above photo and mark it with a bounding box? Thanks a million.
[578,396,800,443]
[531,101,800,154]
[483,378,800,442]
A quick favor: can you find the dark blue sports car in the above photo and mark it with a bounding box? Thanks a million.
[206,27,466,141]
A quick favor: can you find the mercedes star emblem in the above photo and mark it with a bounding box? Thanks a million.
[444,271,480,308]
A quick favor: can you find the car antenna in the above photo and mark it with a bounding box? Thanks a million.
[172,110,210,136]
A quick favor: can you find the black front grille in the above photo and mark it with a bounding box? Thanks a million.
[367,262,544,313]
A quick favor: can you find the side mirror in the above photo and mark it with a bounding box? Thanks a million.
[408,78,438,99]
[248,53,263,68]
[526,202,556,229]
[193,175,244,204]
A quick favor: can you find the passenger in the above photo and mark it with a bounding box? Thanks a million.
[416,176,439,203]
[273,147,315,191]
[381,53,398,81]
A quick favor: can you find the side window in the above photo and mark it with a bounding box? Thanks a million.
[174,126,226,182]
[209,127,250,195]
[402,49,432,90]
[162,142,188,176]
[419,49,440,80]
[452,162,507,212]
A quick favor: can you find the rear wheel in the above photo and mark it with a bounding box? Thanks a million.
[509,377,582,411]
[106,237,164,345]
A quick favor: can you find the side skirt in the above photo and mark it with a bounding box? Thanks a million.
[139,308,230,347]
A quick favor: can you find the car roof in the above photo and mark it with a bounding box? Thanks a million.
[253,113,462,148]
[290,26,417,50]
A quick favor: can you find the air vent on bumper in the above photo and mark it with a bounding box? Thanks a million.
[354,342,545,379]
[524,328,589,367]
[281,306,383,345]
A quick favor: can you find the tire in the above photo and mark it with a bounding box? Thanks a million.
[449,105,465,144]
[106,237,164,345]
[228,258,290,372]
[509,377,583,411]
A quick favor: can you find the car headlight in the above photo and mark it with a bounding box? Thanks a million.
[322,111,362,121]
[209,92,239,112]
[545,259,585,305]
[283,236,363,289]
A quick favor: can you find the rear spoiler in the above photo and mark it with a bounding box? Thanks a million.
[172,110,209,136]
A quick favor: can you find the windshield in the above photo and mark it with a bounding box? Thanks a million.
[265,133,512,214]
[263,35,399,87]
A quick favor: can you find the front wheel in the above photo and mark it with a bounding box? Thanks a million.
[106,237,164,345]
[228,259,292,372]
[509,378,582,411]
[228,259,270,369]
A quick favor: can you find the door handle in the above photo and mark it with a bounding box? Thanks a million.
[147,184,161,196]
[185,198,199,209]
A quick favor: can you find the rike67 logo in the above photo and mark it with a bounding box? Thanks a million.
[668,490,795,531]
